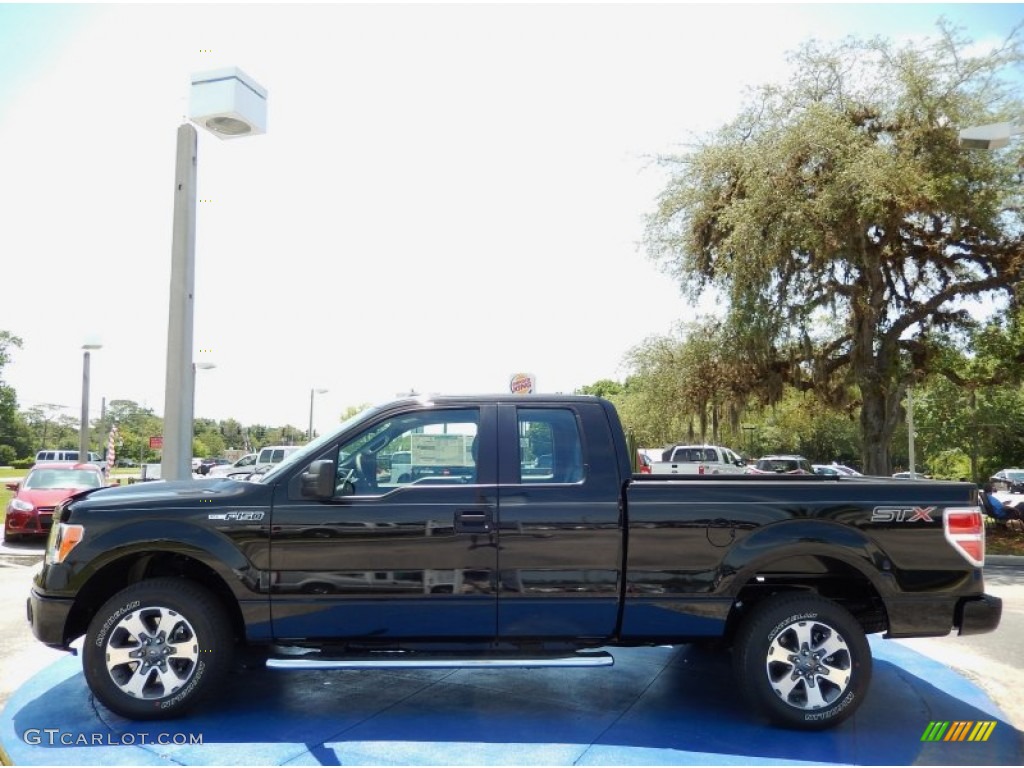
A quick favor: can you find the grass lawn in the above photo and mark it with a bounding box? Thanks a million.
[987,523,1024,556]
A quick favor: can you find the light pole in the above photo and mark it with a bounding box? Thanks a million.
[80,342,102,461]
[192,361,217,421]
[309,388,328,441]
[161,67,267,481]
[907,387,916,478]
[741,424,756,458]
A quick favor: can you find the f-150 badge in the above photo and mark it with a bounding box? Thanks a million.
[208,511,265,522]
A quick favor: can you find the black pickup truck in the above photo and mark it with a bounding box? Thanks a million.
[27,394,1001,728]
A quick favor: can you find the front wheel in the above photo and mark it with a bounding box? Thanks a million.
[84,578,233,720]
[732,593,871,730]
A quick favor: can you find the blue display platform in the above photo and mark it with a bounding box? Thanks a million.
[2,638,1021,765]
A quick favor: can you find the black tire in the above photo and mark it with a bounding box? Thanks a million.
[83,578,233,720]
[732,592,871,730]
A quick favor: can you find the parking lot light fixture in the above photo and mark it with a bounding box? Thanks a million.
[958,120,1022,150]
[80,341,102,462]
[162,67,267,482]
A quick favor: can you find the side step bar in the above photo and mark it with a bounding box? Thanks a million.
[265,649,615,671]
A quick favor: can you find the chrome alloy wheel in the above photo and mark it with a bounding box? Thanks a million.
[103,606,200,699]
[765,617,852,710]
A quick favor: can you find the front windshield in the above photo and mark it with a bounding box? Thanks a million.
[254,401,387,483]
[25,469,102,490]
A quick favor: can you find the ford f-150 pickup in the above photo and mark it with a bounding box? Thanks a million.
[27,394,1001,728]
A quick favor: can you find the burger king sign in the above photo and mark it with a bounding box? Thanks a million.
[509,373,536,395]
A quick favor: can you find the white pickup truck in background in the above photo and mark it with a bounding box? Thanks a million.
[650,444,747,475]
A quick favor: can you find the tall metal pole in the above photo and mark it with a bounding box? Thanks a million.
[161,124,198,481]
[907,388,916,477]
[79,350,91,460]
[308,388,315,442]
[308,388,327,441]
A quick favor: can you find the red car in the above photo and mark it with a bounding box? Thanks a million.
[4,462,106,541]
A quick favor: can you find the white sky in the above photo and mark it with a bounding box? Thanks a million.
[1,2,1021,436]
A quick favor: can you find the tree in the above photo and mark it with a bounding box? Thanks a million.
[0,331,32,461]
[622,318,759,446]
[94,400,163,464]
[645,22,1024,475]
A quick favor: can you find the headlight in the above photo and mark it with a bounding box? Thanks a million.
[45,522,85,565]
[10,498,34,512]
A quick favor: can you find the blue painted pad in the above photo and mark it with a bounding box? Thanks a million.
[2,639,1021,766]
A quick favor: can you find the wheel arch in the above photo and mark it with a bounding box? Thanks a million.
[63,525,258,647]
[718,521,893,642]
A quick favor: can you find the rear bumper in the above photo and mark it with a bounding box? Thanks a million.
[956,593,1002,636]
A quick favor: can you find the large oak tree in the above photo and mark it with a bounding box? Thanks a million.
[645,22,1024,474]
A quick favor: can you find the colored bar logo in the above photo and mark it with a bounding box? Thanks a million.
[921,721,997,742]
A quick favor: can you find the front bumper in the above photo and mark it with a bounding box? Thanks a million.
[26,587,75,650]
[956,593,1002,636]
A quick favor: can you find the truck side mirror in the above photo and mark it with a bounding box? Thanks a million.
[301,460,337,499]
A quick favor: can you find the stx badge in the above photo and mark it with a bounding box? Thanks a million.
[871,506,936,523]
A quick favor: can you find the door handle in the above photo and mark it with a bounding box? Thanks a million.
[455,509,492,533]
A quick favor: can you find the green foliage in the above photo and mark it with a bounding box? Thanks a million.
[0,330,33,461]
[0,445,16,465]
[644,21,1024,475]
[576,380,623,398]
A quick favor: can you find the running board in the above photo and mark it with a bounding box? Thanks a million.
[265,649,614,671]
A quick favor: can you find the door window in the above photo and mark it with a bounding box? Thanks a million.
[517,408,583,484]
[330,408,480,496]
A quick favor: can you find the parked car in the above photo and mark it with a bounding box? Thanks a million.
[636,450,654,474]
[208,453,258,478]
[253,445,303,474]
[813,464,844,477]
[35,450,103,465]
[649,444,747,475]
[4,462,106,541]
[813,463,863,477]
[989,468,1024,494]
[197,457,230,475]
[747,455,814,474]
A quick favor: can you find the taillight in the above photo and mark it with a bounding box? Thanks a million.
[944,508,984,567]
[698,465,706,475]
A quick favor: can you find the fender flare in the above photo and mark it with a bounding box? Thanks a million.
[717,519,896,599]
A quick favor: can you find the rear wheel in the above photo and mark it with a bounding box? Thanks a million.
[733,593,871,729]
[84,578,233,719]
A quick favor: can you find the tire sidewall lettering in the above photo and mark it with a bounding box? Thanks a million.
[767,611,818,644]
[94,600,141,647]
[160,659,205,709]
[804,690,856,722]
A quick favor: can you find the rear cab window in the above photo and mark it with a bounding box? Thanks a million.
[517,408,584,484]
